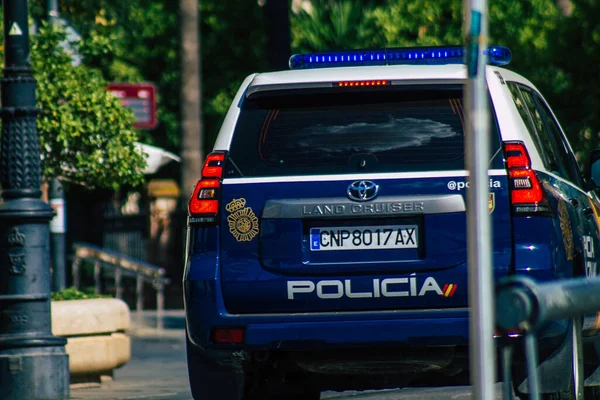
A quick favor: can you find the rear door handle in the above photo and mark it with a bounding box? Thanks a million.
[584,207,594,220]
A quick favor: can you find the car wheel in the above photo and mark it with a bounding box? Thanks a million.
[186,335,245,400]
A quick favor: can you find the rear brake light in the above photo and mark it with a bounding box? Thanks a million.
[503,142,549,214]
[337,80,389,87]
[211,327,245,344]
[188,152,226,224]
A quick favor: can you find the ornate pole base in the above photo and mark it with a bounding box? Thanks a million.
[0,0,70,397]
[0,200,70,400]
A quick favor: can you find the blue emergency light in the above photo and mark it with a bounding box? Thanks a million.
[289,45,512,70]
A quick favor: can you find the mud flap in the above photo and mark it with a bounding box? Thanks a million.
[583,339,600,386]
[515,320,577,395]
[186,337,246,400]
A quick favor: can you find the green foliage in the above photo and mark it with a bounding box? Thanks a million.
[46,0,181,151]
[291,0,374,52]
[0,4,147,191]
[31,23,146,190]
[544,0,600,156]
[21,0,600,169]
[290,0,600,158]
[47,0,266,156]
[199,0,267,150]
[360,0,463,48]
[51,286,112,301]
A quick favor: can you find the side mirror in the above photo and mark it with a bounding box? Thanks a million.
[585,149,600,189]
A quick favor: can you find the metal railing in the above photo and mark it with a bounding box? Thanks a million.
[71,242,171,328]
[496,275,600,400]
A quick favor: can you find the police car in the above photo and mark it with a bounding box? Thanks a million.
[183,45,600,400]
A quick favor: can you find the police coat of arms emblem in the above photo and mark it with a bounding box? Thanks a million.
[558,199,574,260]
[226,198,259,242]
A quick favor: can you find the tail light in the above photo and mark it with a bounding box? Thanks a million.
[211,327,245,344]
[503,142,550,214]
[188,151,226,224]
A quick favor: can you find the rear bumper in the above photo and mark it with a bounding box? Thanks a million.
[242,315,468,348]
[184,280,568,351]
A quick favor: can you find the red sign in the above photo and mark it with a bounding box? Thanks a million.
[106,83,157,129]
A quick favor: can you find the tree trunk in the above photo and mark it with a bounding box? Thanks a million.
[180,0,203,201]
[263,0,291,71]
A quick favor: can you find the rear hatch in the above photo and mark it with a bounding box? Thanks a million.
[219,81,511,314]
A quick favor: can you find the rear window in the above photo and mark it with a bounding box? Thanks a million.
[226,84,503,177]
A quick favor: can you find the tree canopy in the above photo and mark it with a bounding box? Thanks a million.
[41,0,267,156]
[290,0,600,159]
[0,12,147,191]
[32,24,147,190]
[3,0,598,192]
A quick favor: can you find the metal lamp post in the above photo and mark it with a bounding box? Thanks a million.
[0,1,70,399]
[46,0,67,294]
[463,0,496,399]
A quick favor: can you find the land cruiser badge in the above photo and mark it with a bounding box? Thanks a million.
[226,198,259,242]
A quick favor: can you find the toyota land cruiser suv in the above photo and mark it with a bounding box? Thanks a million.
[183,46,600,400]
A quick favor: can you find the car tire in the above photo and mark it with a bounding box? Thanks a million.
[186,335,245,400]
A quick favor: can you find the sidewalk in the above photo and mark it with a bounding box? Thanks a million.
[69,309,190,400]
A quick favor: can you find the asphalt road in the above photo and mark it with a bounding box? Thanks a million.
[69,327,511,400]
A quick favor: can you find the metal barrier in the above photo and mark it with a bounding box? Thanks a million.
[71,242,171,328]
[496,275,600,400]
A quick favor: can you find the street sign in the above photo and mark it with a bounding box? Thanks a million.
[107,82,158,129]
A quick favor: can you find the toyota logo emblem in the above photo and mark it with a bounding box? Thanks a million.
[347,180,379,202]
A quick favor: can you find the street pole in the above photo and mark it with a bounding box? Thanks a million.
[46,0,59,24]
[45,0,67,293]
[463,0,496,399]
[49,179,66,292]
[0,1,70,399]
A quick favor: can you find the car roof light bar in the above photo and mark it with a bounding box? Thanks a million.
[289,45,512,70]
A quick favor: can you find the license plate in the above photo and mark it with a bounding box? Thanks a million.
[310,225,418,251]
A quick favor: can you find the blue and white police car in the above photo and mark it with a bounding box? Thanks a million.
[183,46,600,400]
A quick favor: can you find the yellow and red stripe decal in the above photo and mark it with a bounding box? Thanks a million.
[441,284,457,297]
